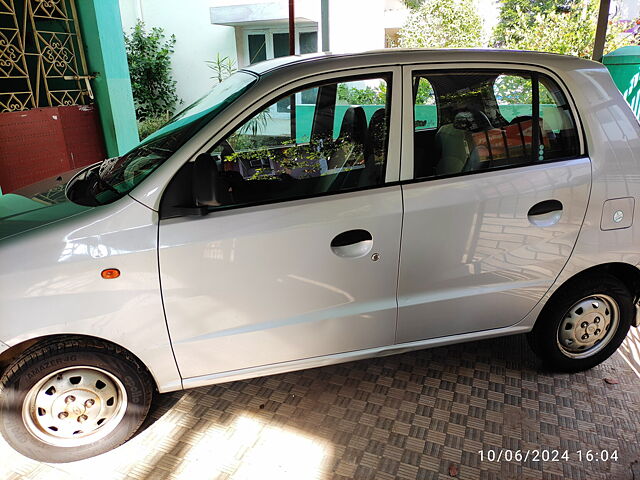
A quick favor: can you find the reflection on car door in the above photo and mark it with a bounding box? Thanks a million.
[396,66,591,343]
[158,70,403,380]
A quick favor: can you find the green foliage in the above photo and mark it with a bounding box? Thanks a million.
[493,75,533,104]
[415,79,435,105]
[497,0,632,56]
[137,113,170,140]
[402,0,425,9]
[124,21,179,121]
[206,52,272,137]
[397,0,485,48]
[492,0,558,46]
[207,54,236,84]
[493,75,555,104]
[239,108,272,137]
[337,84,386,105]
[224,135,366,182]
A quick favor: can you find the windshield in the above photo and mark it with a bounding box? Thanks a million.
[68,71,258,206]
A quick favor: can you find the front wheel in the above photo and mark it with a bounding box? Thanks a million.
[0,337,153,462]
[528,274,633,372]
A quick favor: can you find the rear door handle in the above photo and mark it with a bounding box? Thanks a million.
[528,199,563,227]
[330,229,373,258]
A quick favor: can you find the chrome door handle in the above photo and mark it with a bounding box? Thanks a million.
[528,199,563,227]
[330,229,373,258]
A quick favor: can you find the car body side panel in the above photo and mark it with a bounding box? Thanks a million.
[397,159,591,342]
[512,61,640,330]
[159,187,403,380]
[0,197,182,392]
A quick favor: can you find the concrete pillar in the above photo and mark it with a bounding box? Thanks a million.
[75,0,139,157]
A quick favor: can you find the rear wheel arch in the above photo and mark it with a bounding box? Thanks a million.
[554,262,640,305]
[529,270,634,371]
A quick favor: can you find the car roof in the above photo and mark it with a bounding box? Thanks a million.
[240,49,604,77]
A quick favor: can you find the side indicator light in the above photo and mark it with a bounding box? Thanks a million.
[101,268,120,279]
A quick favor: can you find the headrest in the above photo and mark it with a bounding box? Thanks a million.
[453,110,492,132]
[339,106,367,144]
[453,111,475,130]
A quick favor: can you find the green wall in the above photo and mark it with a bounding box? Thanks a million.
[603,47,640,121]
[76,0,139,157]
[295,104,549,142]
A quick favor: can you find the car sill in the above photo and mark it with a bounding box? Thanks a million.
[181,325,532,390]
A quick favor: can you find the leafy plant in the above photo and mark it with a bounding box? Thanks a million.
[492,0,559,46]
[239,107,272,137]
[337,84,386,105]
[497,0,633,56]
[137,113,170,140]
[397,0,486,48]
[415,79,435,105]
[207,54,236,84]
[209,53,272,137]
[124,21,180,121]
[401,0,426,9]
[493,75,555,104]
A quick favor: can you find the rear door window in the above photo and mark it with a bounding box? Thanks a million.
[412,70,580,179]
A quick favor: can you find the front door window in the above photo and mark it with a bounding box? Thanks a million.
[206,75,391,210]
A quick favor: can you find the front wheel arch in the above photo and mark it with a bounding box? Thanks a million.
[0,335,155,462]
[0,334,158,392]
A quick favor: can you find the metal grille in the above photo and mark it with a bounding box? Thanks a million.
[0,0,91,113]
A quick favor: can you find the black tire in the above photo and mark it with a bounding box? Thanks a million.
[528,273,633,372]
[0,336,153,463]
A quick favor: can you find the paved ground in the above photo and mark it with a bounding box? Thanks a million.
[2,328,640,480]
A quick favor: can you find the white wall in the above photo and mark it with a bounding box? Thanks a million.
[615,0,640,20]
[329,0,386,53]
[119,0,237,109]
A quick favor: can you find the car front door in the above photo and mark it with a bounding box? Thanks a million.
[396,64,591,343]
[158,69,403,380]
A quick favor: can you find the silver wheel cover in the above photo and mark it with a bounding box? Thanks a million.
[556,294,620,359]
[22,366,127,447]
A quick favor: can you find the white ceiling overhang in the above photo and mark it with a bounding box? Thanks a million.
[210,2,318,27]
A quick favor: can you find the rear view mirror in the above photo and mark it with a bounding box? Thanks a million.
[193,153,222,207]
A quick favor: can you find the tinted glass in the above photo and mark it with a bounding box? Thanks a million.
[248,34,267,64]
[273,32,289,58]
[299,31,318,54]
[71,72,258,206]
[413,77,437,179]
[412,70,579,179]
[207,76,391,209]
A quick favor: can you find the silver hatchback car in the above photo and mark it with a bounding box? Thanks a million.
[1,49,639,462]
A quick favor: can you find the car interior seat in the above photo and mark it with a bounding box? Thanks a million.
[328,106,367,170]
[360,108,387,186]
[435,110,493,175]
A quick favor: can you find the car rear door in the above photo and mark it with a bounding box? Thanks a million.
[396,64,591,343]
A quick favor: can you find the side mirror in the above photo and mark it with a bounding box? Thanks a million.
[193,153,222,207]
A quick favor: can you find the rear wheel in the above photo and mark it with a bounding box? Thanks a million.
[528,274,633,371]
[0,337,153,462]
